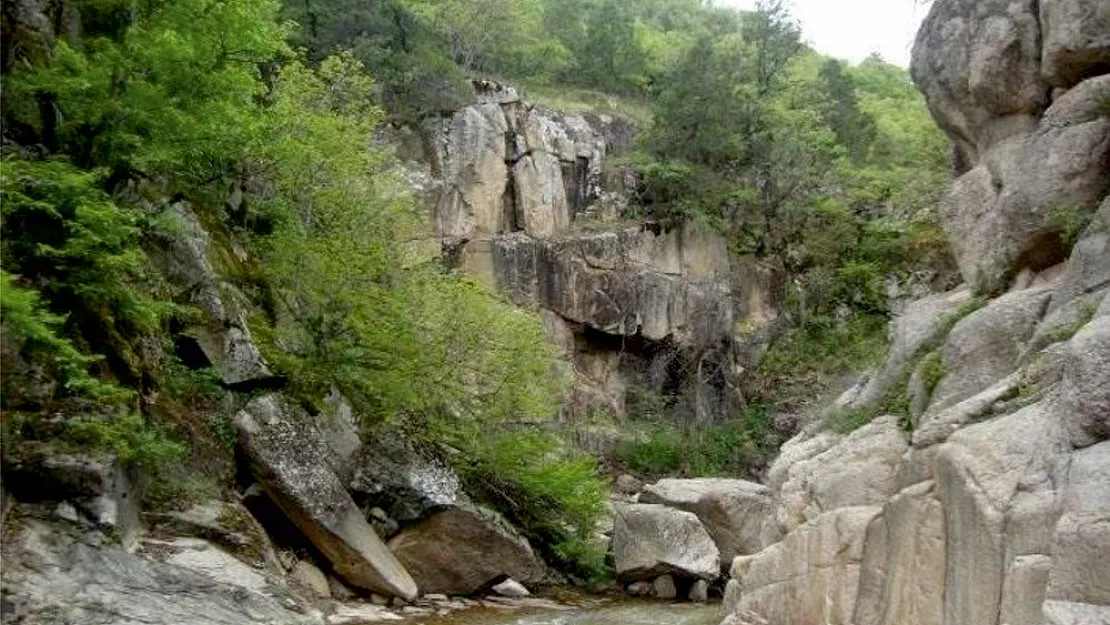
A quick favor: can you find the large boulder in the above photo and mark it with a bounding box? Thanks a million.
[911,0,1047,166]
[934,402,1073,625]
[1040,0,1110,88]
[234,394,418,600]
[926,283,1054,412]
[347,430,464,524]
[853,482,947,625]
[1044,441,1110,609]
[639,478,773,565]
[386,504,545,595]
[935,77,1110,292]
[729,507,882,625]
[0,518,312,625]
[611,503,720,582]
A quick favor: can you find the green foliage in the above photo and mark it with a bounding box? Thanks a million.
[0,272,124,402]
[1043,302,1098,345]
[6,0,287,182]
[1046,204,1093,250]
[616,403,779,479]
[457,429,608,582]
[825,407,874,435]
[65,413,188,470]
[919,350,947,397]
[0,157,174,388]
[253,55,566,435]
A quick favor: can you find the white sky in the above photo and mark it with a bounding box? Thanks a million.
[714,0,931,67]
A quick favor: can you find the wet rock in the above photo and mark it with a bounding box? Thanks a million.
[611,503,719,582]
[626,581,653,597]
[326,604,402,624]
[235,393,418,600]
[387,504,545,595]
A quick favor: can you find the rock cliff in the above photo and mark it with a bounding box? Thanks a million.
[719,1,1110,624]
[392,82,781,424]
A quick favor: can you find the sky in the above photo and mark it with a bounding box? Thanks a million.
[715,0,931,67]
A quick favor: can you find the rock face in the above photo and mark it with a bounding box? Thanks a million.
[639,478,773,566]
[1,442,143,548]
[234,394,418,600]
[398,82,781,425]
[720,5,1110,623]
[148,202,275,387]
[1,518,312,625]
[913,0,1110,292]
[386,504,545,595]
[611,503,720,582]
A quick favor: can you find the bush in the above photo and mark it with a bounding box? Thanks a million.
[65,412,188,470]
[0,271,125,403]
[616,403,779,479]
[456,429,609,583]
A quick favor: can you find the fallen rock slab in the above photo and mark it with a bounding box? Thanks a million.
[235,393,418,600]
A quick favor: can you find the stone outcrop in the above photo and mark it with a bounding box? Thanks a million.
[639,478,773,566]
[720,4,1110,623]
[1,517,313,625]
[234,394,418,600]
[1,442,143,548]
[724,507,881,625]
[611,503,720,582]
[913,1,1110,292]
[148,202,275,387]
[386,504,545,595]
[396,82,780,425]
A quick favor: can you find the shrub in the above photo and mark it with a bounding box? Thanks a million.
[616,403,779,479]
[456,429,609,583]
[0,271,125,403]
[65,412,188,470]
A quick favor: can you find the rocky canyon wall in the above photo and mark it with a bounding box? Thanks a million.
[390,83,782,425]
[719,0,1110,624]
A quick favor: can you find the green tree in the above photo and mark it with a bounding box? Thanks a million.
[817,59,877,162]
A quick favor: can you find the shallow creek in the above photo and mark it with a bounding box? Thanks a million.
[417,598,724,625]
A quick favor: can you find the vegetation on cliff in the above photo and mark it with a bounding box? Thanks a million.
[1,0,956,581]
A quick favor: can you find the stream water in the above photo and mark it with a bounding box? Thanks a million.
[419,599,724,625]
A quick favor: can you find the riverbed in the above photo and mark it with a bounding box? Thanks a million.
[415,598,724,625]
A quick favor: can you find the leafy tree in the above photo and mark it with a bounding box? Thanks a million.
[817,59,877,162]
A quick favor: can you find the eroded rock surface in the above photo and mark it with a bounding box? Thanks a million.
[234,394,418,600]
